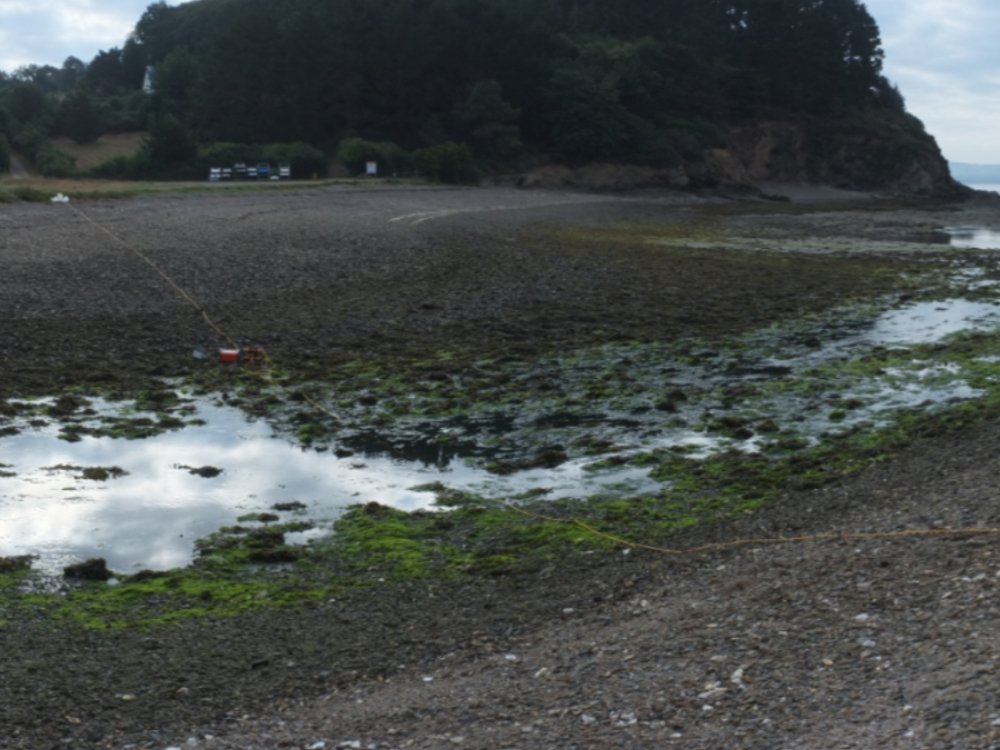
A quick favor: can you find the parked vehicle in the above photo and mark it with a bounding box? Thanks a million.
[234,162,248,179]
[208,167,222,182]
[246,164,258,179]
[278,163,292,179]
[256,163,271,179]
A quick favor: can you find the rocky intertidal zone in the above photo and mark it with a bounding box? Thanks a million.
[2,185,1000,749]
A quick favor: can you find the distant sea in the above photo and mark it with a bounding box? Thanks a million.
[967,183,1000,194]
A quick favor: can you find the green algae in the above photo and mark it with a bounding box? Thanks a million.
[237,512,281,523]
[178,464,223,478]
[4,390,997,631]
[41,464,128,481]
[5,259,1000,631]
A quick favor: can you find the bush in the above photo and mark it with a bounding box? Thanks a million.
[336,137,409,176]
[261,142,328,178]
[34,145,76,177]
[413,142,478,184]
[89,152,151,180]
[11,185,54,202]
[198,142,260,170]
[197,141,329,179]
[143,115,197,173]
[11,123,48,159]
[103,91,151,133]
[56,90,102,145]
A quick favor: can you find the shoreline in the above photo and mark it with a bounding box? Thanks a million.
[2,184,1000,748]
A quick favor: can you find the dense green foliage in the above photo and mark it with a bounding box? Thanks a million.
[0,0,912,179]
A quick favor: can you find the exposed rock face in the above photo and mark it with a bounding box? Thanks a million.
[509,116,965,197]
[702,118,964,197]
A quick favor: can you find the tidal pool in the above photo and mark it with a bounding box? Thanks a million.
[0,399,662,575]
[2,295,999,575]
[942,226,1000,250]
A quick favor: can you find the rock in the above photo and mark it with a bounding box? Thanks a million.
[272,500,308,512]
[528,447,569,470]
[63,558,113,581]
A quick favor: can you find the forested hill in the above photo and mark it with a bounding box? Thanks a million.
[0,0,959,193]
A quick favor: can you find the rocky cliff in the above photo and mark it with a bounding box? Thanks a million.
[513,116,965,198]
[710,118,962,197]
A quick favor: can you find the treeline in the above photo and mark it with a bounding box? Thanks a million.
[0,0,911,180]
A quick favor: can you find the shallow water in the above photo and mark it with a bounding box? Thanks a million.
[869,299,1000,344]
[2,295,999,574]
[0,400,663,575]
[942,226,1000,250]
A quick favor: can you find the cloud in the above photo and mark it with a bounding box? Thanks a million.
[53,5,136,46]
[0,10,54,71]
[0,1,34,13]
[1,0,997,162]
[0,0,152,70]
[865,0,1000,162]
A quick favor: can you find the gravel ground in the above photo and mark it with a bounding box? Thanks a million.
[1,184,999,749]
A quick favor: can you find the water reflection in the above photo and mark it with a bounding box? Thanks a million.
[0,401,661,574]
[942,226,1000,250]
[2,294,999,575]
[869,299,1000,344]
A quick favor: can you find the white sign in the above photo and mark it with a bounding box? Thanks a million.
[366,161,378,176]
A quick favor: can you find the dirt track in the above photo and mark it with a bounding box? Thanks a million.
[2,184,1000,749]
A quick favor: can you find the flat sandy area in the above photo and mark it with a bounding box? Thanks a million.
[1,184,999,749]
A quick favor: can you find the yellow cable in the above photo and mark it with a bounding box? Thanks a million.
[72,206,239,349]
[70,203,1000,558]
[505,502,1000,556]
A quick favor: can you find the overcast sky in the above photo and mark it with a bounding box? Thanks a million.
[1,1,997,163]
[865,0,1000,164]
[0,1,185,72]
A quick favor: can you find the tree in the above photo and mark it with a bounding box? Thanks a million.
[143,114,196,172]
[59,57,87,91]
[152,48,199,118]
[455,80,523,162]
[0,0,918,177]
[121,38,149,91]
[57,90,102,144]
[543,64,645,162]
[134,1,182,63]
[86,49,125,94]
[12,65,61,92]
[9,82,51,125]
[725,0,885,114]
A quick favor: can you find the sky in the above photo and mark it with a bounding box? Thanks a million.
[0,1,187,71]
[864,0,1000,164]
[0,1,998,164]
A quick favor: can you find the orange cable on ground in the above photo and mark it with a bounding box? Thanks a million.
[69,202,1000,558]
[73,204,345,424]
[504,502,1000,556]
